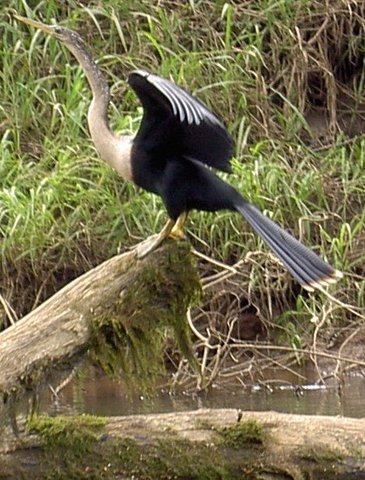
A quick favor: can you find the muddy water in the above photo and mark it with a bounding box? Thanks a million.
[41,370,365,418]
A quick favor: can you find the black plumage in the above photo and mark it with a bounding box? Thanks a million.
[128,70,341,290]
[128,70,233,172]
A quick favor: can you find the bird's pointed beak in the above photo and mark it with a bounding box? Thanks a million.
[14,14,55,35]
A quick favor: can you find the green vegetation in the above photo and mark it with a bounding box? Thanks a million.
[90,240,200,389]
[27,414,106,456]
[1,1,364,363]
[13,414,350,479]
[219,420,265,448]
[300,445,344,464]
[19,429,258,479]
[23,415,267,479]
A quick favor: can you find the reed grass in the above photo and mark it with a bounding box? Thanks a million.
[1,0,364,344]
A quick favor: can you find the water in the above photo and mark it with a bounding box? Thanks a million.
[43,369,365,418]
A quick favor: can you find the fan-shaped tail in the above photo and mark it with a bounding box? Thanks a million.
[235,201,343,291]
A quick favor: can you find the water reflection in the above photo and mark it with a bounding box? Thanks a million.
[41,369,365,419]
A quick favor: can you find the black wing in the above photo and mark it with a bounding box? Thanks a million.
[128,70,233,172]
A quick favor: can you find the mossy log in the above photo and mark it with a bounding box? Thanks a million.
[1,409,365,479]
[0,240,200,407]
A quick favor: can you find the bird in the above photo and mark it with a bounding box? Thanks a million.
[14,15,343,292]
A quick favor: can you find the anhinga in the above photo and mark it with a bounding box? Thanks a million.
[15,15,342,291]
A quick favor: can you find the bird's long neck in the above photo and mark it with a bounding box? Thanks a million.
[66,39,133,180]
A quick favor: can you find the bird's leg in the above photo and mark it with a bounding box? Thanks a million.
[169,212,188,239]
[136,212,188,258]
[136,219,175,258]
[136,213,188,258]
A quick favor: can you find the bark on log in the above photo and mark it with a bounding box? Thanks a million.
[1,409,364,479]
[0,240,200,407]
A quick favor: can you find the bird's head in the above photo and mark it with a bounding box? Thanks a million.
[14,15,85,51]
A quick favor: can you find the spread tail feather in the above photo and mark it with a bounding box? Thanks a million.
[235,201,343,291]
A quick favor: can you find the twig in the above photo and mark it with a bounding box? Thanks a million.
[315,285,365,320]
[310,303,333,385]
[334,325,364,379]
[191,248,237,273]
[0,295,18,325]
[231,342,365,368]
[187,308,210,344]
[255,349,307,381]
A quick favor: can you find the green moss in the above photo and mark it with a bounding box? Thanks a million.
[24,415,261,479]
[10,418,351,480]
[27,415,106,457]
[219,420,266,449]
[89,240,201,392]
[30,435,256,480]
[299,446,344,464]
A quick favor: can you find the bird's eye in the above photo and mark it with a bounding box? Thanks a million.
[54,26,63,34]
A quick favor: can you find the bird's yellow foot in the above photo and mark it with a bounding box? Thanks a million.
[169,226,186,240]
[135,213,188,258]
[169,212,188,240]
[136,219,175,258]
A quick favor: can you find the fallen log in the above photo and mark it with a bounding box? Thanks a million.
[0,240,200,409]
[1,409,364,479]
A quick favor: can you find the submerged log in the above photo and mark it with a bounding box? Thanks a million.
[1,409,364,479]
[0,240,200,407]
